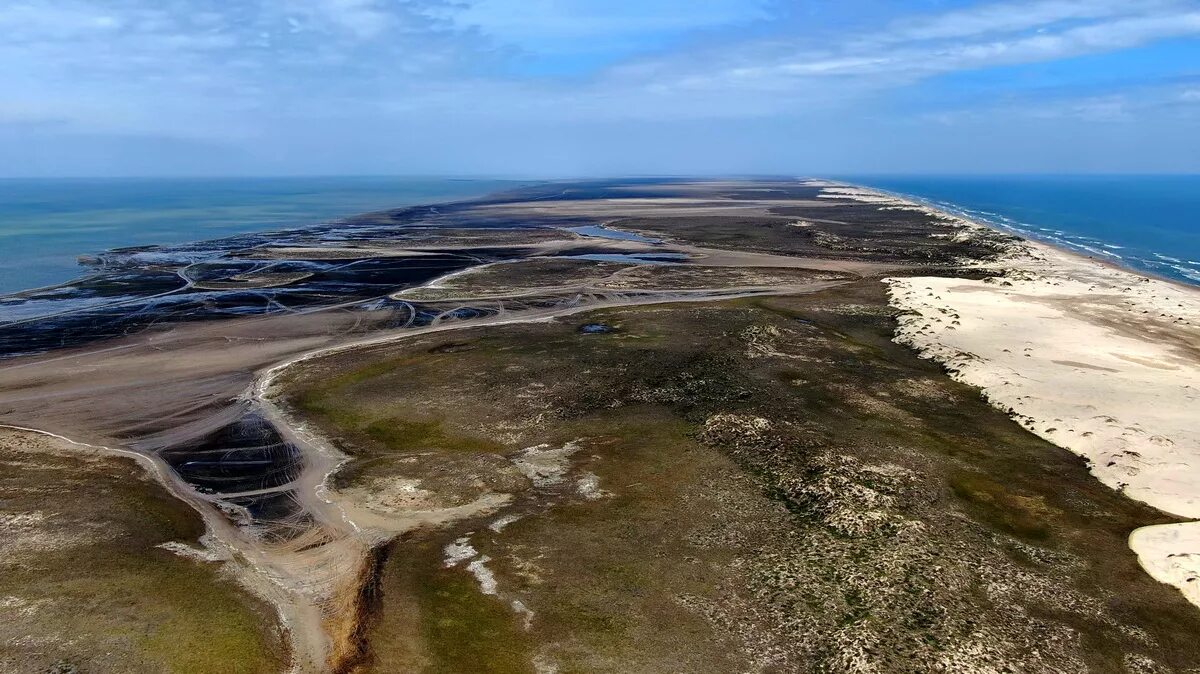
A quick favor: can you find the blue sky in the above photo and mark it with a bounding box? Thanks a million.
[2,0,1199,176]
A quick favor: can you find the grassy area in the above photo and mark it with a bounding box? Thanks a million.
[949,472,1054,542]
[282,280,1200,672]
[416,553,535,673]
[351,534,535,674]
[343,406,752,673]
[0,435,286,673]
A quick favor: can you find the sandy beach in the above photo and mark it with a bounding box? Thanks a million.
[852,186,1200,607]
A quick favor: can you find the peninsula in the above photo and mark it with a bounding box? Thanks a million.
[3,179,1199,673]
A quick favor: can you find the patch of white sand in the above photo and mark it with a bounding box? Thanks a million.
[156,539,228,563]
[575,472,612,501]
[467,556,498,595]
[511,440,581,487]
[511,599,535,630]
[443,536,478,567]
[1129,523,1200,606]
[887,244,1200,518]
[818,187,906,205]
[357,477,437,513]
[442,532,536,628]
[488,513,523,532]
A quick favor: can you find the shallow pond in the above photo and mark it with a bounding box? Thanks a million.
[557,252,687,265]
[566,225,661,244]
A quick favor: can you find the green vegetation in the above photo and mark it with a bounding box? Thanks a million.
[0,441,285,673]
[417,566,534,674]
[949,472,1053,542]
[353,536,534,674]
[363,418,505,455]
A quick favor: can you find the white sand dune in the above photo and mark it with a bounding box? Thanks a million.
[825,186,1200,608]
[888,243,1200,518]
[1129,523,1200,606]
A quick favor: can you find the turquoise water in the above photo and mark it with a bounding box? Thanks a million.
[845,175,1200,286]
[0,177,521,295]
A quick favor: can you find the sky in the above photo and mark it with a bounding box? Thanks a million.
[2,0,1199,177]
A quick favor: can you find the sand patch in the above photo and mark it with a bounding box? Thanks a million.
[511,441,581,487]
[887,246,1200,518]
[575,472,612,501]
[156,539,228,563]
[443,537,478,567]
[488,513,523,532]
[1129,523,1200,607]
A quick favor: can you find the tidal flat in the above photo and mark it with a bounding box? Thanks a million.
[1,178,1199,672]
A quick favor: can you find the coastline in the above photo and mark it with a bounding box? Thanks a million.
[838,178,1200,289]
[825,182,1200,608]
[0,177,525,297]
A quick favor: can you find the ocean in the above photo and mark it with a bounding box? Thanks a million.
[0,177,522,295]
[845,175,1200,286]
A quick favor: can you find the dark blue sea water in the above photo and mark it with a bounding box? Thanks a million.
[0,177,521,295]
[844,175,1200,286]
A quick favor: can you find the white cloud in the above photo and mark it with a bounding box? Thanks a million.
[1,0,1197,163]
[449,0,767,44]
[881,0,1173,42]
[0,3,128,41]
[284,0,403,39]
[618,1,1200,94]
[919,81,1200,126]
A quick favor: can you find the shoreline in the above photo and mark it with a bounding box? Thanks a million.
[0,178,527,301]
[824,181,1200,609]
[832,179,1200,290]
[5,176,1195,303]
